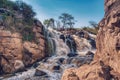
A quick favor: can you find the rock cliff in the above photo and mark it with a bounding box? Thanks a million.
[62,0,120,80]
[0,20,46,74]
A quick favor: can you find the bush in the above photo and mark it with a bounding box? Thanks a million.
[0,0,37,42]
[21,26,35,42]
[82,26,98,35]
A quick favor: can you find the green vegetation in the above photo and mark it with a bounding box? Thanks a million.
[22,26,35,42]
[43,18,55,28]
[82,21,99,35]
[43,13,75,30]
[43,14,99,34]
[0,0,37,41]
[59,13,75,29]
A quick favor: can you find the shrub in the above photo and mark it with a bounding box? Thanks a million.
[21,26,35,42]
[82,26,98,35]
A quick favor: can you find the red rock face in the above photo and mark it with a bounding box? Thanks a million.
[0,21,46,74]
[62,0,120,80]
[96,0,120,73]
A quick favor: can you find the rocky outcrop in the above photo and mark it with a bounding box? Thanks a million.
[62,0,120,80]
[0,21,46,74]
[72,35,92,52]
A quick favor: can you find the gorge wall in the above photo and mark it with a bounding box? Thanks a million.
[0,20,46,74]
[62,0,120,80]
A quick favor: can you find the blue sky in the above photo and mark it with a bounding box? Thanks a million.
[11,0,104,27]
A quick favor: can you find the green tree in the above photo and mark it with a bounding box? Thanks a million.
[67,18,75,28]
[82,21,99,35]
[56,20,61,30]
[43,19,51,28]
[59,13,75,29]
[49,18,55,28]
[43,18,55,28]
[89,21,98,30]
[15,1,36,24]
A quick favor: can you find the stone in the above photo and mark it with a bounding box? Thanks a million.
[52,65,61,71]
[86,51,94,57]
[72,35,92,52]
[14,60,24,72]
[34,69,47,76]
[32,63,40,68]
[60,34,65,42]
[67,53,78,57]
[58,58,65,64]
[88,38,96,49]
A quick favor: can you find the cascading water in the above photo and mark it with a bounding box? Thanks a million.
[46,27,71,56]
[3,27,96,80]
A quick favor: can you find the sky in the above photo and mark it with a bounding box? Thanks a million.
[11,0,104,28]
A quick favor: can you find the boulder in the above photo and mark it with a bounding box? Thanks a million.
[58,58,65,64]
[34,69,47,76]
[86,51,94,57]
[67,53,78,57]
[52,65,61,71]
[72,35,92,52]
[14,60,24,72]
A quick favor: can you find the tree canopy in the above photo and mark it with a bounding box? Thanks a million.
[59,13,75,29]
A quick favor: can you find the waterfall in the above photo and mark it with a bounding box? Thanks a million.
[4,27,96,80]
[44,27,70,56]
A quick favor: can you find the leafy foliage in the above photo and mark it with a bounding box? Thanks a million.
[43,18,55,28]
[82,21,99,35]
[59,13,75,29]
[0,0,37,42]
[22,26,35,41]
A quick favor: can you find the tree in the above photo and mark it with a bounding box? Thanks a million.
[43,19,51,28]
[14,1,36,24]
[82,21,99,35]
[56,20,61,30]
[89,21,98,29]
[43,18,55,28]
[49,18,55,28]
[59,13,75,29]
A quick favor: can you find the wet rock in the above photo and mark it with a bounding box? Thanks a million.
[60,34,65,42]
[14,60,24,72]
[64,58,73,64]
[67,53,78,57]
[52,65,61,71]
[86,51,94,57]
[37,62,49,70]
[72,35,92,52]
[34,69,47,76]
[58,58,65,64]
[66,35,77,52]
[88,38,96,49]
[32,62,40,68]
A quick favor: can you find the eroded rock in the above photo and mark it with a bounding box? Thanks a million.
[0,21,46,74]
[62,0,120,80]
